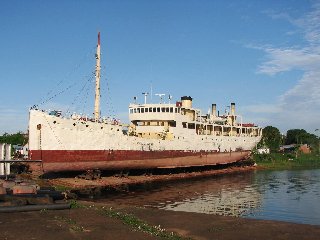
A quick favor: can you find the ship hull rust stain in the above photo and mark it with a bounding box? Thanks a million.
[30,150,250,172]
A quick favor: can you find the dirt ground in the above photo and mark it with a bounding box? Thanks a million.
[2,165,320,240]
[1,203,320,240]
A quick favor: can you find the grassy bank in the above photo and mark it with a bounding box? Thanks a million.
[71,202,191,240]
[253,152,320,170]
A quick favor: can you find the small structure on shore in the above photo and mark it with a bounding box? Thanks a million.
[0,143,11,176]
[257,148,270,154]
[12,144,28,159]
[0,177,71,212]
[280,144,311,154]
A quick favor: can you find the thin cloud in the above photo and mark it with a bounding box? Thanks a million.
[258,47,320,75]
[241,104,282,114]
[250,2,320,132]
[294,2,320,44]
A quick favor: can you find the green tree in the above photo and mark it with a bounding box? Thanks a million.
[286,129,320,153]
[0,132,27,145]
[260,126,281,152]
[286,129,307,144]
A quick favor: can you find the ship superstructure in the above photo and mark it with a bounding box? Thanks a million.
[129,96,261,144]
[28,33,262,173]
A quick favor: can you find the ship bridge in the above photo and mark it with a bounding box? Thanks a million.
[129,103,180,121]
[128,103,181,140]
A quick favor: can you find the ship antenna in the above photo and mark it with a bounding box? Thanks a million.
[94,32,101,121]
[142,92,149,104]
[150,82,153,103]
[155,93,165,104]
[168,94,172,104]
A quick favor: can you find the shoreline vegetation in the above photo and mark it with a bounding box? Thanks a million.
[252,152,320,170]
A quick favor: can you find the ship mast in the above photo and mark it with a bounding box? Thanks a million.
[94,32,101,121]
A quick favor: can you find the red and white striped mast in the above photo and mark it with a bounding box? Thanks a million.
[94,32,101,121]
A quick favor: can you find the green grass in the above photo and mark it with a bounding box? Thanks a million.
[70,200,84,209]
[65,202,191,240]
[100,207,192,240]
[253,152,320,170]
[54,215,86,232]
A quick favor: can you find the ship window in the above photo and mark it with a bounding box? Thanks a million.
[137,108,140,113]
[149,107,152,112]
[175,108,178,113]
[153,107,156,112]
[134,108,136,113]
[170,107,173,113]
[182,122,187,128]
[161,107,165,112]
[130,109,133,114]
[169,121,176,127]
[157,107,160,112]
[166,107,169,112]
[141,108,144,113]
[145,108,148,113]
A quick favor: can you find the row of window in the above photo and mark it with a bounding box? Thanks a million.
[130,107,181,114]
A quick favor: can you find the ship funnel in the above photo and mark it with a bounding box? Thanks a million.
[230,103,235,115]
[181,96,192,108]
[211,104,216,116]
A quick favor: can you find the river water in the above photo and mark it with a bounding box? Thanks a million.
[96,169,320,226]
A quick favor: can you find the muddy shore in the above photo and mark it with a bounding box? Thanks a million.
[1,202,320,240]
[2,165,320,240]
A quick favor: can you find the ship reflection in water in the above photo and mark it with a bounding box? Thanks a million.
[98,171,261,217]
[157,184,261,217]
[97,169,320,225]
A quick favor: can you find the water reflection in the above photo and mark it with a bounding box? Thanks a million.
[96,172,262,217]
[246,169,320,225]
[95,169,320,225]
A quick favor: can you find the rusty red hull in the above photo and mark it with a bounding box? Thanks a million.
[29,150,250,173]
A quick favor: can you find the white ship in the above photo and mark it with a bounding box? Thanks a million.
[28,33,262,173]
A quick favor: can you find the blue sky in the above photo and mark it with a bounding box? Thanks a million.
[0,0,319,135]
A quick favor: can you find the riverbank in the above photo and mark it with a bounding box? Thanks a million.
[1,201,320,240]
[253,152,320,170]
[3,164,320,239]
[37,164,256,192]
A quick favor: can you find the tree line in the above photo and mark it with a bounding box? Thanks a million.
[0,132,28,146]
[259,126,320,153]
